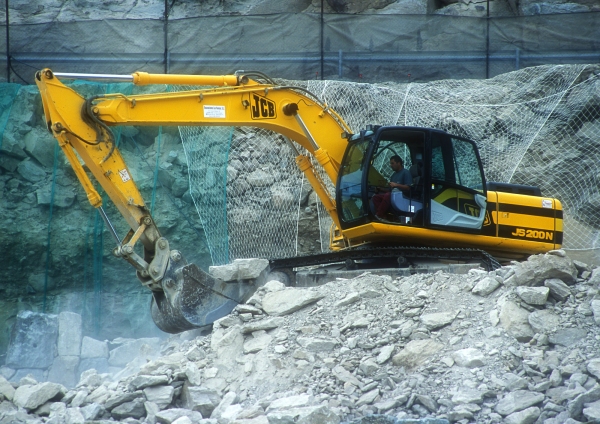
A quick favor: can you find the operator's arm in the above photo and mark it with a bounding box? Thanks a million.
[389,181,410,190]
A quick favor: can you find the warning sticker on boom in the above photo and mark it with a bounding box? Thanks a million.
[119,169,131,183]
[204,105,226,118]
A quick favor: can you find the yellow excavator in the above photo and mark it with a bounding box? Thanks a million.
[35,69,563,333]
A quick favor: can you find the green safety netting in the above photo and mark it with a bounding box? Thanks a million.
[0,80,210,340]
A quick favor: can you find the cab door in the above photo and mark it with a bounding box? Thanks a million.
[427,132,487,232]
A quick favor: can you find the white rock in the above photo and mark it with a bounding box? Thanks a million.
[589,267,600,286]
[246,169,274,187]
[516,286,549,305]
[108,338,162,367]
[57,312,83,357]
[376,345,395,364]
[243,331,272,354]
[591,299,600,325]
[332,366,361,387]
[129,375,170,391]
[392,339,443,369]
[211,326,244,363]
[356,388,379,407]
[266,405,339,424]
[420,311,457,330]
[452,348,486,368]
[587,358,600,380]
[80,403,103,421]
[143,385,174,409]
[489,309,500,326]
[261,288,325,316]
[499,300,534,342]
[472,276,501,296]
[70,389,89,407]
[528,309,560,333]
[242,317,285,334]
[263,280,286,292]
[451,388,483,404]
[359,358,379,376]
[209,258,269,281]
[80,337,109,359]
[156,408,203,423]
[47,355,80,388]
[335,292,360,307]
[544,278,571,301]
[184,362,203,386]
[13,382,65,410]
[267,394,312,411]
[296,336,337,352]
[181,384,221,417]
[583,399,600,422]
[0,375,15,401]
[504,406,541,424]
[211,391,238,420]
[495,390,544,416]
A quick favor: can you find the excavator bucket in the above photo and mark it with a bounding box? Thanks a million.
[150,262,261,333]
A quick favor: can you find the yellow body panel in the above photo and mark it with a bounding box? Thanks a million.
[343,222,556,259]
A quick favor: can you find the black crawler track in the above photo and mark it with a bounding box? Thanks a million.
[270,246,501,273]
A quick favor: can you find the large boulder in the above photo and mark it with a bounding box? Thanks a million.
[499,300,534,342]
[180,384,222,417]
[505,251,577,287]
[16,158,46,183]
[5,311,58,369]
[261,288,325,316]
[209,258,269,282]
[13,382,65,410]
[391,339,443,369]
[57,311,82,357]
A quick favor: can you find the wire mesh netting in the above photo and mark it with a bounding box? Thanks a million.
[174,64,600,260]
[177,121,305,265]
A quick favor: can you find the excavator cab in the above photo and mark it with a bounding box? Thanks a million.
[337,126,487,234]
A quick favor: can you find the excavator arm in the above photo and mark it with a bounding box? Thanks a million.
[35,68,353,332]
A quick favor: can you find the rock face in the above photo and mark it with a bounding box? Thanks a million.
[2,0,596,24]
[0,251,599,423]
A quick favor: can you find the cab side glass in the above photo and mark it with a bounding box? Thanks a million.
[429,134,487,230]
[339,140,369,222]
[451,137,484,192]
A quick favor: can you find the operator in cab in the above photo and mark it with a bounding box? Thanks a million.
[372,155,412,219]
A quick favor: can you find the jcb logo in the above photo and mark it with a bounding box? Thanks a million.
[483,211,491,226]
[464,204,479,217]
[251,93,276,119]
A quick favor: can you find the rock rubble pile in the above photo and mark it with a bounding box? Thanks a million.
[2,250,600,423]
